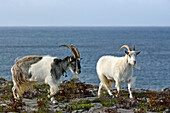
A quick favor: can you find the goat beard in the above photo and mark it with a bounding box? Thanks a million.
[133,65,140,69]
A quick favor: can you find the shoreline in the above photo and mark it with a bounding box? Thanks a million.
[0,78,169,112]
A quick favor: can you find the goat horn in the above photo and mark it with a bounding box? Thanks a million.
[59,44,77,58]
[133,45,135,51]
[118,45,132,52]
[71,44,80,58]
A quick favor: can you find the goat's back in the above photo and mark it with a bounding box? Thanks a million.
[96,56,118,79]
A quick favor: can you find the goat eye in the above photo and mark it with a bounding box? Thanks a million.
[129,55,131,57]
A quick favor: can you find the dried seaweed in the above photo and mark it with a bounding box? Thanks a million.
[0,78,169,112]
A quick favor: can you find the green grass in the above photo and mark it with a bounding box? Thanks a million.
[68,100,94,111]
[72,103,94,111]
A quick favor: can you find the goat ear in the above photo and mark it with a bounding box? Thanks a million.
[70,57,74,61]
[54,59,61,65]
[136,51,141,55]
[78,58,83,60]
[124,50,129,55]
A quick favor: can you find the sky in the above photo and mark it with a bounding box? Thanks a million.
[0,0,170,26]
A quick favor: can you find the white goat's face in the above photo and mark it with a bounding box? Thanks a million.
[125,50,140,66]
[69,57,82,78]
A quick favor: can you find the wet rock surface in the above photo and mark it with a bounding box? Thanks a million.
[0,78,169,113]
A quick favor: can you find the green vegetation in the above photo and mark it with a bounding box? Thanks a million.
[0,105,5,112]
[72,103,94,111]
[0,78,169,112]
[67,100,94,111]
[37,98,51,112]
[34,83,49,89]
[92,97,117,107]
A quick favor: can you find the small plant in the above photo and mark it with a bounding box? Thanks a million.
[146,90,170,112]
[105,108,118,113]
[37,98,50,112]
[92,97,117,107]
[0,105,5,112]
[54,78,95,102]
[133,91,148,98]
[68,100,94,111]
[72,103,94,111]
[5,97,25,112]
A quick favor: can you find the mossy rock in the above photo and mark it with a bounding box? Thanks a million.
[0,78,6,81]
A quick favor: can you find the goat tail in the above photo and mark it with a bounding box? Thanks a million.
[11,63,37,95]
[14,57,20,63]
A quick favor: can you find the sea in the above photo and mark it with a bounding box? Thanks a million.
[0,27,169,90]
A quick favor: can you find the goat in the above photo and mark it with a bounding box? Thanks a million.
[11,44,82,104]
[96,45,140,98]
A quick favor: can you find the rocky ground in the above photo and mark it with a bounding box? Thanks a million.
[0,78,169,113]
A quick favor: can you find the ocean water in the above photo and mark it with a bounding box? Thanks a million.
[0,27,169,90]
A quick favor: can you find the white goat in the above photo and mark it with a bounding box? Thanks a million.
[11,44,82,104]
[97,45,140,98]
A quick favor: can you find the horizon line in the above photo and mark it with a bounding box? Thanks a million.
[0,25,170,27]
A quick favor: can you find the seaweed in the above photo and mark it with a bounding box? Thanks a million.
[37,98,51,112]
[5,97,26,112]
[146,89,170,112]
[0,78,169,112]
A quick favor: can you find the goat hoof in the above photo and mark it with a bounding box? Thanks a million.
[51,97,58,104]
[14,97,19,101]
[52,100,58,104]
[129,96,133,99]
[14,96,22,100]
[47,95,51,98]
[115,94,119,98]
[98,95,102,98]
[112,95,116,98]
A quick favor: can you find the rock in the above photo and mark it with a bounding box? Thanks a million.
[0,78,169,113]
[72,109,88,113]
[0,103,7,106]
[163,109,170,113]
[89,106,117,113]
[22,98,37,107]
[117,108,134,113]
[88,103,103,113]
[146,98,150,102]
[162,88,170,92]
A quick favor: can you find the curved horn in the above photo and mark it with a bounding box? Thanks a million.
[133,45,135,51]
[118,45,132,52]
[59,44,77,58]
[71,44,80,58]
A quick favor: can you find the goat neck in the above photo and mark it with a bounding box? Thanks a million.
[60,56,73,72]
